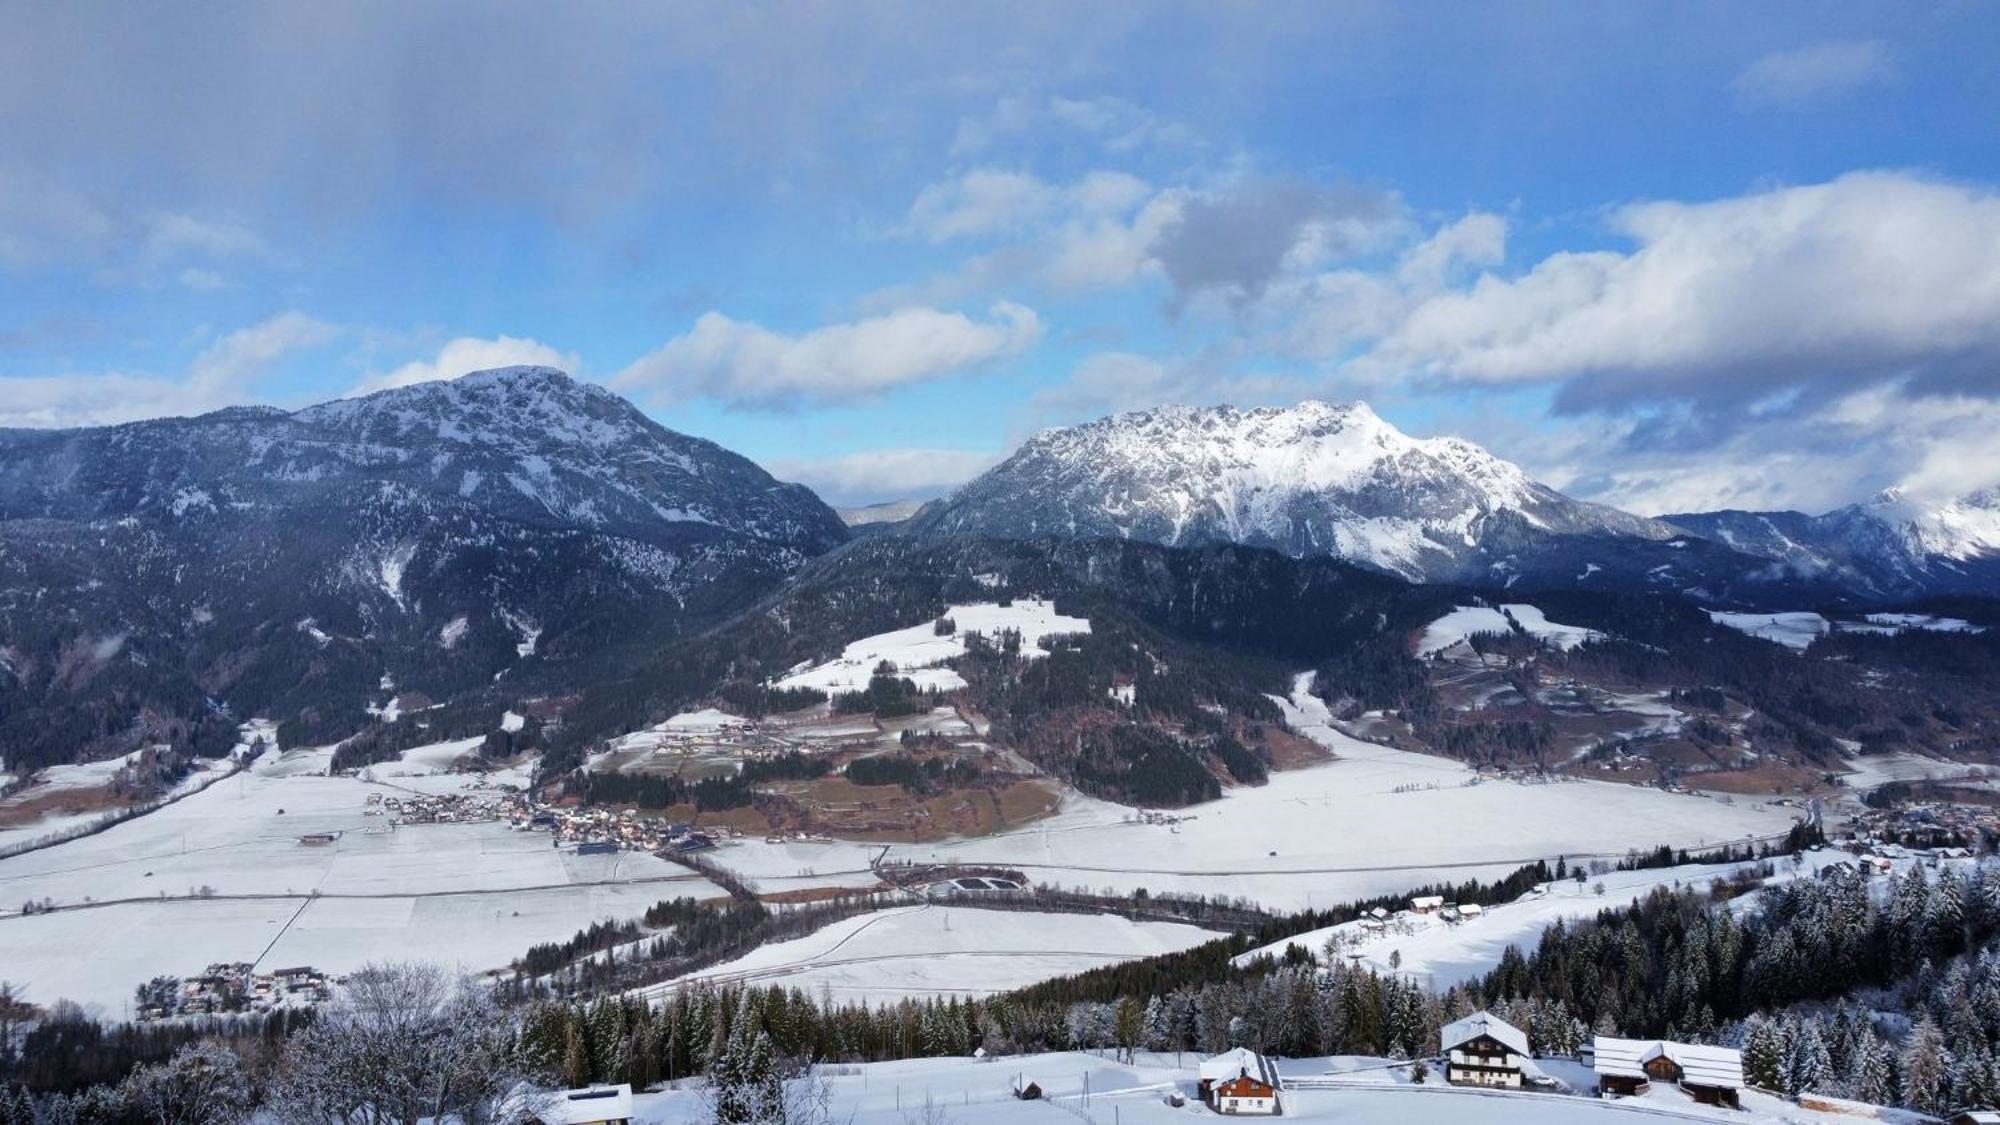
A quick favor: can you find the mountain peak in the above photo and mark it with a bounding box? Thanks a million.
[453,364,574,387]
[913,397,1674,581]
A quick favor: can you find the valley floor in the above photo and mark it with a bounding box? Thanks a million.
[693,676,1800,913]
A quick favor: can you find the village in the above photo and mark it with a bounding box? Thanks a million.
[132,963,333,1022]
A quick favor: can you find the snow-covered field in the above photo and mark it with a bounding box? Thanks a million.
[1840,750,2000,790]
[771,599,1090,694]
[1708,608,1986,650]
[1418,604,1599,658]
[1237,857,1821,989]
[641,904,1223,1006]
[620,1050,1893,1124]
[0,746,722,1015]
[696,675,1797,913]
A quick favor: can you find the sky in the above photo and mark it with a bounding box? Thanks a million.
[2,2,1999,514]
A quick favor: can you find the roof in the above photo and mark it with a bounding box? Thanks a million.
[1411,895,1444,908]
[540,1085,634,1125]
[1442,1011,1529,1058]
[1201,1048,1278,1088]
[1592,1037,1744,1090]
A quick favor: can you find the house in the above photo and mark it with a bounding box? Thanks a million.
[537,1085,633,1125]
[1592,1037,1744,1107]
[1199,1048,1281,1115]
[1457,903,1484,920]
[1410,895,1445,914]
[1949,1112,2000,1125]
[1442,1011,1530,1088]
[1011,1076,1042,1100]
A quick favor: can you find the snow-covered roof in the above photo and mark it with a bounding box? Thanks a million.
[540,1084,634,1125]
[1592,1037,1743,1090]
[1442,1011,1529,1058]
[1200,1047,1277,1088]
[1411,895,1444,909]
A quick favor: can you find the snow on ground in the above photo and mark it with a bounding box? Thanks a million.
[621,1050,1888,1124]
[20,749,146,794]
[699,675,1797,914]
[0,761,722,1014]
[1706,610,1829,650]
[1864,611,1985,633]
[364,736,486,778]
[659,707,748,732]
[1236,856,1819,988]
[771,599,1090,694]
[640,905,1223,1006]
[1418,604,1599,658]
[1840,749,2000,790]
[1708,609,1985,650]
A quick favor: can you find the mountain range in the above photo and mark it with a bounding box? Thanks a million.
[1,366,1994,769]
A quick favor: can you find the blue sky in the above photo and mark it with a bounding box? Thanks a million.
[3,3,1999,513]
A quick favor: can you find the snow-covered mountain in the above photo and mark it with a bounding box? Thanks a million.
[909,401,1763,589]
[0,366,846,765]
[1666,487,2000,597]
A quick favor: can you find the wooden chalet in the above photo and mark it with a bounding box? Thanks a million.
[1198,1048,1281,1115]
[1592,1036,1744,1107]
[1441,1011,1530,1088]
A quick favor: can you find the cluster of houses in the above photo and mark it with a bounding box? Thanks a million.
[371,790,510,825]
[1441,1010,1746,1108]
[503,801,719,854]
[134,963,332,1021]
[1169,1009,1750,1116]
[1848,801,2000,852]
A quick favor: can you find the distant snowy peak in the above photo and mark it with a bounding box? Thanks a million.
[1846,487,2000,561]
[911,399,1677,583]
[1665,485,2000,597]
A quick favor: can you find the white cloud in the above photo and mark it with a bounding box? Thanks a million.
[766,447,1000,505]
[1361,171,2000,406]
[950,92,1200,158]
[1396,212,1507,290]
[1734,40,1896,106]
[904,170,1059,242]
[0,311,336,427]
[353,335,579,395]
[614,302,1042,409]
[0,171,271,280]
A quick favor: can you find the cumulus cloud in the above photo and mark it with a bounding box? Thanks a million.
[1360,171,2000,408]
[614,302,1042,409]
[1734,40,1896,106]
[766,447,1000,505]
[352,335,579,396]
[0,311,336,427]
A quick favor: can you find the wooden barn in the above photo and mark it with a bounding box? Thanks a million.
[1441,1011,1530,1088]
[1592,1036,1744,1107]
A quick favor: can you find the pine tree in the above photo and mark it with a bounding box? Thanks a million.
[1848,1033,1893,1106]
[1741,1014,1786,1091]
[1899,1018,1951,1115]
[1786,1019,1833,1097]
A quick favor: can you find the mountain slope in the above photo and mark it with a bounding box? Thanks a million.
[907,401,1775,593]
[1665,487,2000,598]
[0,367,845,769]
